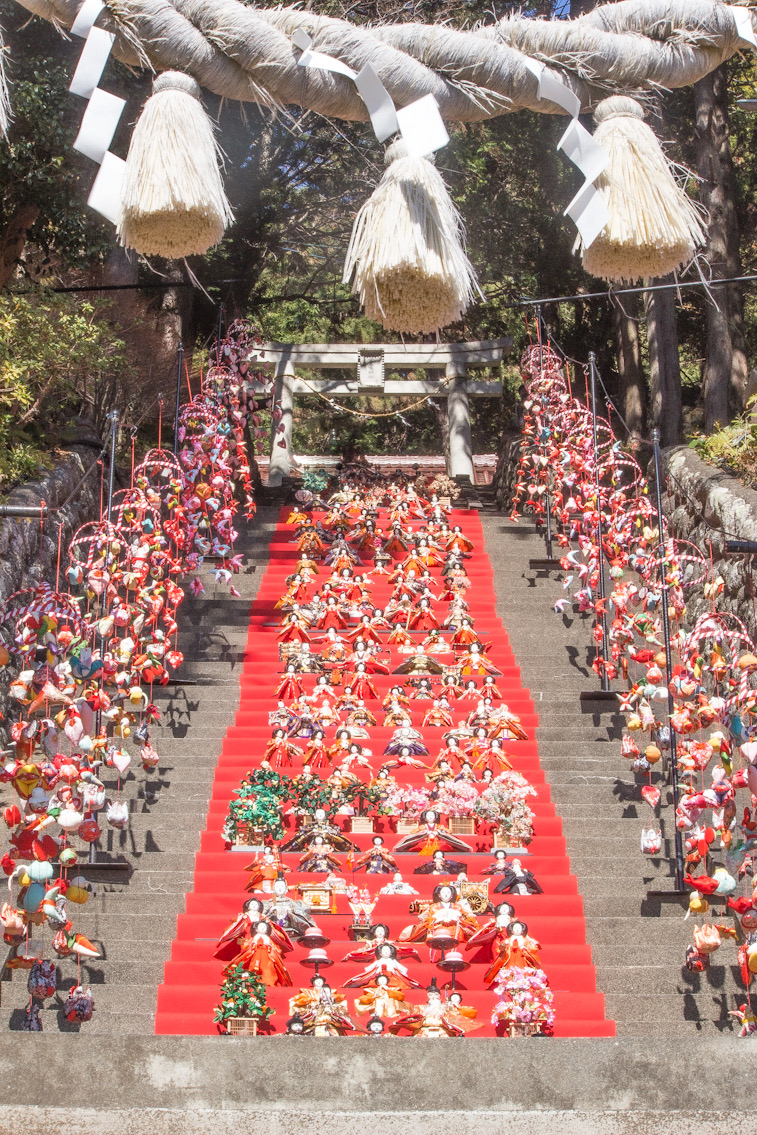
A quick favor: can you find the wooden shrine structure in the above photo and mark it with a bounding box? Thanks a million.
[247,339,512,487]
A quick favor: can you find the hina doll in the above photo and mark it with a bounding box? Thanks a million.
[388,980,465,1037]
[425,756,455,785]
[289,975,356,1036]
[384,725,428,758]
[488,706,529,742]
[350,662,378,702]
[244,847,286,894]
[383,745,428,771]
[387,624,414,648]
[345,701,377,733]
[280,808,356,853]
[393,809,473,856]
[422,701,454,729]
[459,643,501,676]
[382,686,410,710]
[409,677,435,700]
[349,613,383,645]
[353,836,398,875]
[421,630,452,656]
[228,920,293,986]
[446,526,474,555]
[451,617,480,650]
[379,872,419,895]
[214,898,276,962]
[444,990,482,1032]
[304,729,330,770]
[344,943,422,989]
[399,883,480,949]
[482,674,502,700]
[464,901,517,972]
[413,849,468,876]
[481,849,512,877]
[482,919,546,986]
[382,525,409,559]
[275,664,304,701]
[383,700,413,727]
[408,598,440,632]
[315,595,349,631]
[298,835,341,874]
[354,972,407,1019]
[278,606,312,644]
[264,728,302,768]
[341,923,420,964]
[493,859,543,896]
[262,875,317,939]
[309,674,338,703]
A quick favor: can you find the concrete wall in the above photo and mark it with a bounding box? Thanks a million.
[0,1037,754,1132]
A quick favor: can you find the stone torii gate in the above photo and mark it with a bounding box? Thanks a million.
[249,339,512,487]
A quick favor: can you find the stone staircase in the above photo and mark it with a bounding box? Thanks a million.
[1,507,280,1033]
[2,492,744,1035]
[481,506,743,1036]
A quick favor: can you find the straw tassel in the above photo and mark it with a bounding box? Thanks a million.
[343,139,478,334]
[580,96,706,284]
[118,72,233,258]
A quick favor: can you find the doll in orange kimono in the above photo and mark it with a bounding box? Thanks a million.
[226,919,293,986]
[399,883,480,950]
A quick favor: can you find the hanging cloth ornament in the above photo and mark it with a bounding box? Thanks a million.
[118,72,233,258]
[343,139,478,334]
[579,96,706,285]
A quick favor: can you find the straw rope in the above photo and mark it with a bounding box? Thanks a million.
[11,0,755,123]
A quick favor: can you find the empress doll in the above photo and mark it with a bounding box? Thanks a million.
[399,883,480,949]
[393,809,472,856]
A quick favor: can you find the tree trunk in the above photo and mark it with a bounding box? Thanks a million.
[645,277,682,447]
[0,204,40,289]
[694,64,747,425]
[612,292,646,439]
[429,397,450,470]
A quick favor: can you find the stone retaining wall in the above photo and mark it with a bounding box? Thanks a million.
[0,429,103,744]
[493,431,521,511]
[661,446,757,641]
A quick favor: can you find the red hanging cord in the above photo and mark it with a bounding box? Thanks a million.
[158,401,163,451]
[130,436,136,489]
[56,523,63,591]
[185,360,193,403]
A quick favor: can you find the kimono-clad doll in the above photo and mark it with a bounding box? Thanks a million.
[349,640,390,675]
[383,700,413,728]
[399,883,479,950]
[382,524,409,559]
[289,975,356,1036]
[345,701,377,734]
[214,897,292,962]
[275,663,304,702]
[481,918,547,987]
[481,674,502,701]
[279,807,356,854]
[308,673,338,704]
[421,630,452,657]
[413,848,468,876]
[349,613,383,646]
[388,979,466,1037]
[262,874,316,940]
[353,836,398,875]
[354,972,407,1019]
[295,524,324,557]
[304,729,330,770]
[445,525,475,556]
[383,724,428,759]
[393,809,473,856]
[481,849,512,877]
[244,846,286,894]
[318,628,349,683]
[349,662,379,702]
[422,700,454,729]
[451,616,480,650]
[341,923,420,965]
[492,858,543,896]
[298,835,341,874]
[277,604,312,644]
[409,677,435,701]
[474,737,513,775]
[315,594,349,632]
[382,685,410,711]
[440,675,463,702]
[344,942,422,989]
[264,727,302,768]
[228,919,293,986]
[488,705,529,742]
[459,642,501,676]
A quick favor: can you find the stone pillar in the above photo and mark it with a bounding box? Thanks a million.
[446,361,474,483]
[268,360,295,486]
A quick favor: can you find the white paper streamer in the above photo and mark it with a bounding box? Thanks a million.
[564,180,610,248]
[523,56,608,249]
[87,150,126,223]
[354,63,399,144]
[73,86,125,163]
[730,5,757,49]
[71,0,104,39]
[557,118,609,184]
[69,26,115,98]
[293,30,447,155]
[396,94,449,159]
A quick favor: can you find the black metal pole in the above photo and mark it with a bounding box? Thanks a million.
[173,341,184,456]
[536,306,553,559]
[216,303,225,365]
[652,428,685,892]
[589,353,610,693]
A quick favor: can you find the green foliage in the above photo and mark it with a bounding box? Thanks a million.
[0,290,130,487]
[214,966,273,1025]
[689,400,757,487]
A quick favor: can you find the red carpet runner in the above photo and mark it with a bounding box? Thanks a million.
[155,508,615,1036]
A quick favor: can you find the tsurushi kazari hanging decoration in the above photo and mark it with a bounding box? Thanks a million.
[511,342,757,1013]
